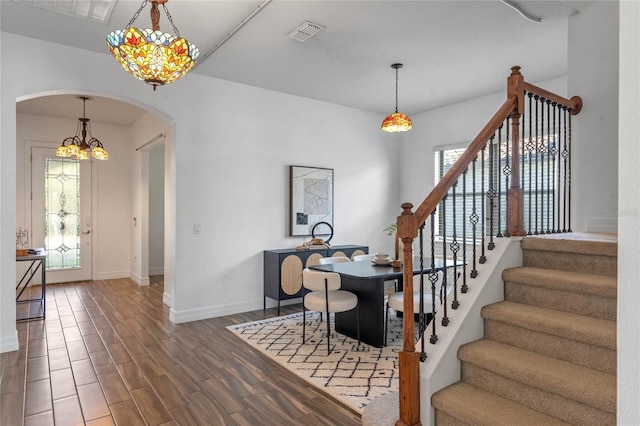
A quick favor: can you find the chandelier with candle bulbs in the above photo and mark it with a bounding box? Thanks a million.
[55,96,108,160]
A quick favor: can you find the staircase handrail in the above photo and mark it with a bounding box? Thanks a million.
[394,65,582,426]
[413,96,518,226]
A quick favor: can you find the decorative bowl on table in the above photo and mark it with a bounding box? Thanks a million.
[372,256,393,265]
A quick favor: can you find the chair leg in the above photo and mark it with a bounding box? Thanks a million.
[326,307,331,355]
[356,304,360,347]
[302,304,306,344]
[324,279,331,355]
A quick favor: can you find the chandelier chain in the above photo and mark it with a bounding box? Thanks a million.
[127,0,148,28]
[162,4,181,37]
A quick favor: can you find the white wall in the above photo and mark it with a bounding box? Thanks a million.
[568,1,619,233]
[0,32,399,350]
[149,145,165,276]
[15,113,132,280]
[618,1,640,424]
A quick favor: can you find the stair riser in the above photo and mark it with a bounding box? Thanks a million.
[461,363,615,425]
[434,410,469,426]
[504,281,616,321]
[484,320,616,374]
[523,250,617,277]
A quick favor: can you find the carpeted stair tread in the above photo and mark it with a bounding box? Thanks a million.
[457,339,615,413]
[432,382,569,426]
[521,233,617,257]
[503,267,617,298]
[481,301,616,350]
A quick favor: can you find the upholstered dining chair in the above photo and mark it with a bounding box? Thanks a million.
[384,280,441,346]
[302,268,360,354]
[318,256,350,265]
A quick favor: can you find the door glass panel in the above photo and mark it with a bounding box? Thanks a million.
[44,157,81,270]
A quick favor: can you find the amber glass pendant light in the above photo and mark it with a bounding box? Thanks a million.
[106,0,200,90]
[381,63,413,133]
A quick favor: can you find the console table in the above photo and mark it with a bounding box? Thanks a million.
[263,244,368,314]
[16,253,46,321]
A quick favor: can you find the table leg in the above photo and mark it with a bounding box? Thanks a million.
[41,258,46,319]
[335,276,385,348]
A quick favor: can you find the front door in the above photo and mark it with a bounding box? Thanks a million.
[31,147,92,283]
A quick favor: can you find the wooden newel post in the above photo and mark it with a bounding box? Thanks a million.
[507,66,526,236]
[396,203,422,426]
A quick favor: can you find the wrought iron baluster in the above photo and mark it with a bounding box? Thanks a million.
[449,180,460,310]
[429,214,438,344]
[522,97,526,227]
[496,124,503,238]
[546,99,552,233]
[461,167,468,294]
[552,102,559,233]
[488,134,496,250]
[562,106,569,232]
[567,108,573,232]
[470,155,479,278]
[504,117,511,237]
[418,223,428,361]
[527,92,534,234]
[534,95,540,234]
[441,196,449,326]
[479,144,486,264]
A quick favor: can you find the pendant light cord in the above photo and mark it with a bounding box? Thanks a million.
[395,66,399,113]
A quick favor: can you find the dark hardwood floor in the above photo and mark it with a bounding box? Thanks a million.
[1,277,361,425]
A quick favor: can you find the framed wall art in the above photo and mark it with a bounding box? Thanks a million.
[289,165,334,236]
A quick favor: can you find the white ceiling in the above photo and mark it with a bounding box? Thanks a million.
[3,0,581,125]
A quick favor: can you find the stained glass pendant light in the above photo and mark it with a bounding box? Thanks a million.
[56,96,109,160]
[106,0,200,90]
[381,63,413,133]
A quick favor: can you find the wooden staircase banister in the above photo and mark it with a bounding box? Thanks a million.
[412,96,518,227]
[523,81,583,114]
[394,65,583,426]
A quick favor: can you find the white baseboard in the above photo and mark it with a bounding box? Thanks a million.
[129,272,150,286]
[162,292,172,307]
[169,299,264,324]
[95,270,130,280]
[585,216,618,233]
[263,297,302,310]
[149,266,165,276]
[0,330,19,353]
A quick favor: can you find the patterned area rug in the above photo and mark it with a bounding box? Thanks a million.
[227,311,404,413]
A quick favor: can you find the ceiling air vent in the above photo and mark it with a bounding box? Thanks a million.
[287,21,325,42]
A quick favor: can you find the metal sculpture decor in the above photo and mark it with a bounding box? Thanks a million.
[106,0,200,90]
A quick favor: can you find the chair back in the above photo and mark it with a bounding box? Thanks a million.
[318,256,350,265]
[303,268,341,291]
[352,254,375,262]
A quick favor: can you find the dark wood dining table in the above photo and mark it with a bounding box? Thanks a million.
[309,257,452,348]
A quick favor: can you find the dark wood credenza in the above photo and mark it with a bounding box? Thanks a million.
[263,244,368,314]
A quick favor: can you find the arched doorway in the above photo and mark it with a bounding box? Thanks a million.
[15,91,175,308]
